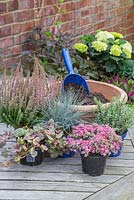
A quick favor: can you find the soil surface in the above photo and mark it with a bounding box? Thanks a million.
[64,83,109,105]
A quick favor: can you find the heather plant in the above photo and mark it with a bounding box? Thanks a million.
[0,58,60,128]
[39,92,86,132]
[94,98,134,135]
[66,124,122,157]
[74,30,134,78]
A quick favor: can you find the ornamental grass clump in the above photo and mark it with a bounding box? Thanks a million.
[74,30,134,78]
[0,58,60,128]
[39,92,86,132]
[66,124,122,157]
[94,98,134,135]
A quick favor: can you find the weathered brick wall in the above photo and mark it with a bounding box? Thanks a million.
[0,0,134,67]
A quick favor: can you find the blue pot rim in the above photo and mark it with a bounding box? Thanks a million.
[121,131,128,140]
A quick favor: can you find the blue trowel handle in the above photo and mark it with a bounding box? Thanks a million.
[62,48,74,74]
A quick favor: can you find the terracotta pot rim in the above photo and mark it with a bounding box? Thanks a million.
[70,80,128,112]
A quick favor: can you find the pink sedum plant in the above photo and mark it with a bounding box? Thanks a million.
[67,124,123,157]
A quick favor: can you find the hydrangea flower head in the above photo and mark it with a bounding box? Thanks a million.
[92,41,108,52]
[111,32,124,39]
[123,49,131,59]
[74,43,88,53]
[110,45,122,56]
[121,42,132,53]
[114,39,120,45]
[95,31,114,42]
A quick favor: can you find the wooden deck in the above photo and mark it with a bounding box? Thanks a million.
[0,124,134,200]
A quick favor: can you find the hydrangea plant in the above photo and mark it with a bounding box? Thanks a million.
[66,124,122,157]
[74,30,134,78]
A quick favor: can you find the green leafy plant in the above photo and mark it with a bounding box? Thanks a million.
[94,98,134,135]
[74,30,134,78]
[39,92,86,133]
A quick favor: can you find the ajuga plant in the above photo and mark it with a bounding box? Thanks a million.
[0,58,60,129]
[94,98,134,135]
[40,92,87,133]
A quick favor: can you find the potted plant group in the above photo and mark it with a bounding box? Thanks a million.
[0,119,76,166]
[39,92,86,158]
[66,123,122,176]
[94,98,134,156]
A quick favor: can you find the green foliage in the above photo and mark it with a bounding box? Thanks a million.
[0,104,42,129]
[14,128,29,137]
[22,27,102,80]
[40,92,86,132]
[94,98,134,135]
[72,50,106,80]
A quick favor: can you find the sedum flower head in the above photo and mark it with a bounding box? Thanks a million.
[74,43,88,53]
[95,31,114,42]
[111,32,124,39]
[110,45,122,57]
[92,41,108,52]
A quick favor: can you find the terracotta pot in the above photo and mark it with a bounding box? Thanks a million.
[58,80,128,122]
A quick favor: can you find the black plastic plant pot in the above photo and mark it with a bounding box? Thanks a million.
[20,149,44,166]
[81,155,107,176]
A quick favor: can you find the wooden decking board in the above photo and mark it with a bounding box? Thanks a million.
[84,172,134,200]
[0,171,123,184]
[128,128,134,146]
[0,165,133,175]
[0,190,92,200]
[0,125,134,200]
[0,180,107,192]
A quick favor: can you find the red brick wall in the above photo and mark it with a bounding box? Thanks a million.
[0,0,134,67]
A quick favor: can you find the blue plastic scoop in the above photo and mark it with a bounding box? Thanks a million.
[62,48,90,95]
